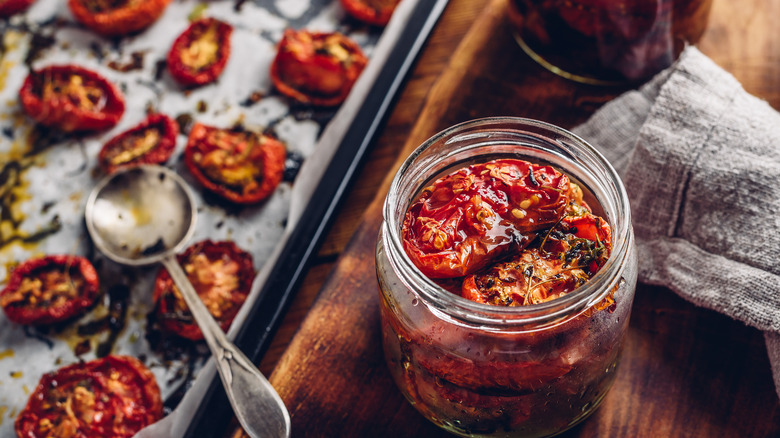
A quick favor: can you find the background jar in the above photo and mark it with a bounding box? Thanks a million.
[376,117,638,437]
[507,0,713,84]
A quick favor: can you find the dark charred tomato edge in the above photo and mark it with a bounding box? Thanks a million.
[167,17,233,87]
[98,113,179,174]
[184,123,286,204]
[67,0,172,37]
[18,64,125,133]
[152,240,255,341]
[340,0,400,26]
[15,355,163,438]
[0,0,36,17]
[270,29,368,107]
[0,255,100,326]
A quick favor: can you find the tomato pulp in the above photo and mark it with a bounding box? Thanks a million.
[167,17,233,87]
[270,29,367,107]
[15,355,163,438]
[184,123,286,204]
[1,255,101,325]
[98,113,178,174]
[153,240,256,341]
[19,64,125,133]
[68,0,172,37]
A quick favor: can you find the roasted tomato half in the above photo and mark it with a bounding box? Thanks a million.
[153,240,256,341]
[167,17,233,87]
[461,212,612,306]
[1,255,100,326]
[184,123,286,204]
[19,64,125,133]
[271,29,368,106]
[16,355,163,438]
[0,0,35,17]
[98,113,178,174]
[68,0,172,37]
[341,0,401,26]
[402,158,572,279]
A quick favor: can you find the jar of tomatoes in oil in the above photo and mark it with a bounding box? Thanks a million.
[508,0,713,84]
[376,118,637,437]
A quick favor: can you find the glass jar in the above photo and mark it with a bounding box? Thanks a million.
[376,118,637,437]
[507,0,713,84]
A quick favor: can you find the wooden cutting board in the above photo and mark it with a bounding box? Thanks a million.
[264,0,780,436]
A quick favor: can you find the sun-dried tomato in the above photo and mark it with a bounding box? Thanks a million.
[15,355,162,438]
[402,159,572,279]
[1,255,100,326]
[270,29,368,107]
[340,0,401,26]
[18,64,125,133]
[461,212,612,306]
[167,17,233,87]
[98,113,178,174]
[152,240,255,341]
[0,0,35,17]
[68,0,172,37]
[184,123,286,204]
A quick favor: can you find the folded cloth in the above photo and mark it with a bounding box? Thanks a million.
[572,46,780,398]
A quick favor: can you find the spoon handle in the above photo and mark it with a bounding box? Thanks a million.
[161,256,291,438]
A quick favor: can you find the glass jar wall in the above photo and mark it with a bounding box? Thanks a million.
[376,118,638,437]
[508,0,713,84]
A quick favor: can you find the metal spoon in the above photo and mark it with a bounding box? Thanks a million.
[84,165,291,438]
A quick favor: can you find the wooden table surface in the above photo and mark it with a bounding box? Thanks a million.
[230,0,780,436]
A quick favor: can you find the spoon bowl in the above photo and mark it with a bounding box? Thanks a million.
[86,165,196,265]
[85,165,291,438]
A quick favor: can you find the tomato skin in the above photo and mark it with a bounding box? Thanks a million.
[270,29,368,107]
[153,240,256,341]
[167,18,233,87]
[68,0,172,37]
[98,113,179,174]
[0,255,100,326]
[18,64,125,133]
[0,0,35,17]
[402,159,571,279]
[340,0,400,26]
[15,355,163,438]
[184,123,286,204]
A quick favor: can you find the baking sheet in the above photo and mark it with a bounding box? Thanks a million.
[0,0,385,435]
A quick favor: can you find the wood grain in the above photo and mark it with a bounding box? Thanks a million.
[233,0,780,436]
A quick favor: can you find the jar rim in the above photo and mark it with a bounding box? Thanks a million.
[382,117,633,328]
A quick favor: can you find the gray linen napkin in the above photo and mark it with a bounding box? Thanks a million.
[572,46,780,398]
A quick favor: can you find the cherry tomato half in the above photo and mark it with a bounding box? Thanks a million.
[0,0,35,17]
[271,29,368,107]
[19,64,125,133]
[153,240,256,341]
[461,212,612,306]
[167,17,233,87]
[68,0,172,37]
[184,123,286,204]
[1,255,100,326]
[402,159,572,279]
[340,0,401,26]
[98,113,178,174]
[15,355,163,438]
